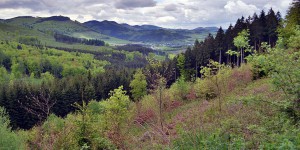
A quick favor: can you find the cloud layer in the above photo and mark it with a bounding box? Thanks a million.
[0,0,292,29]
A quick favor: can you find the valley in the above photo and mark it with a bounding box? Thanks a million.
[0,0,299,149]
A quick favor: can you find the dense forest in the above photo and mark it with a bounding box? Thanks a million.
[0,0,300,149]
[54,33,105,46]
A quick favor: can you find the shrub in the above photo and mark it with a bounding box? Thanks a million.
[91,137,116,150]
[100,86,130,148]
[194,78,216,100]
[172,129,246,149]
[134,109,156,125]
[170,76,190,100]
[0,107,25,150]
[228,64,253,91]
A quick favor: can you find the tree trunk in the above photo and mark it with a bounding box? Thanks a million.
[136,101,141,115]
[255,40,257,51]
[240,49,243,65]
[159,87,163,131]
[237,55,239,67]
[219,50,222,64]
[195,62,198,78]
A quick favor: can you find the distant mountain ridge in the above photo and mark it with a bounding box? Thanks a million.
[1,15,218,45]
[84,20,218,43]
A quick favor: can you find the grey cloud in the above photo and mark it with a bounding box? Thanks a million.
[0,0,45,10]
[114,0,156,9]
[0,0,293,29]
[164,4,178,12]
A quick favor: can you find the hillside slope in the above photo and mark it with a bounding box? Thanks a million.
[14,64,299,149]
[3,16,130,44]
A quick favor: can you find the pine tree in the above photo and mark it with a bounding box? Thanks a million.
[266,8,279,47]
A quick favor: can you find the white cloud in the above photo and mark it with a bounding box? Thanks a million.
[0,0,293,29]
[156,16,176,23]
[224,0,259,15]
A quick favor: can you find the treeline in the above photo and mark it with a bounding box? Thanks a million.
[0,67,134,129]
[0,52,175,129]
[136,8,282,86]
[0,42,108,78]
[47,46,148,68]
[176,8,281,81]
[116,44,166,55]
[54,33,105,46]
[18,36,43,49]
[0,41,152,129]
[1,54,63,78]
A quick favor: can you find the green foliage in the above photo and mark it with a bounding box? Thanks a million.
[101,86,130,130]
[279,0,300,46]
[194,78,216,100]
[0,66,9,84]
[42,114,65,134]
[0,42,108,78]
[0,107,25,150]
[233,29,250,50]
[73,101,93,147]
[233,29,250,64]
[90,137,117,150]
[18,36,41,47]
[177,53,186,78]
[200,60,231,111]
[173,129,246,149]
[130,69,147,102]
[41,71,55,83]
[171,76,190,100]
[10,59,24,79]
[87,100,105,115]
[248,26,300,120]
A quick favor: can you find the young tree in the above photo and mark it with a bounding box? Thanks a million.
[101,86,130,148]
[130,69,147,113]
[156,77,166,131]
[233,29,250,65]
[177,53,186,79]
[73,101,92,147]
[226,49,240,67]
[200,60,230,112]
[0,107,25,149]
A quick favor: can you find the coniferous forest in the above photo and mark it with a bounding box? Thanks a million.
[0,0,300,149]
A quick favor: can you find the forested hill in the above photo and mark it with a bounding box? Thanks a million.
[1,15,217,45]
[0,0,299,149]
[84,20,217,43]
[2,16,128,44]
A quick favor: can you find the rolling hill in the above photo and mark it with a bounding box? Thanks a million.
[3,16,130,45]
[84,20,218,44]
[0,15,218,51]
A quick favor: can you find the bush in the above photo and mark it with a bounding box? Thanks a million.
[247,27,300,121]
[170,77,190,100]
[0,107,25,150]
[228,64,253,91]
[172,129,246,149]
[194,78,216,100]
[91,137,116,150]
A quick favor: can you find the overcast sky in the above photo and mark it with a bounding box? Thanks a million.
[0,0,293,29]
